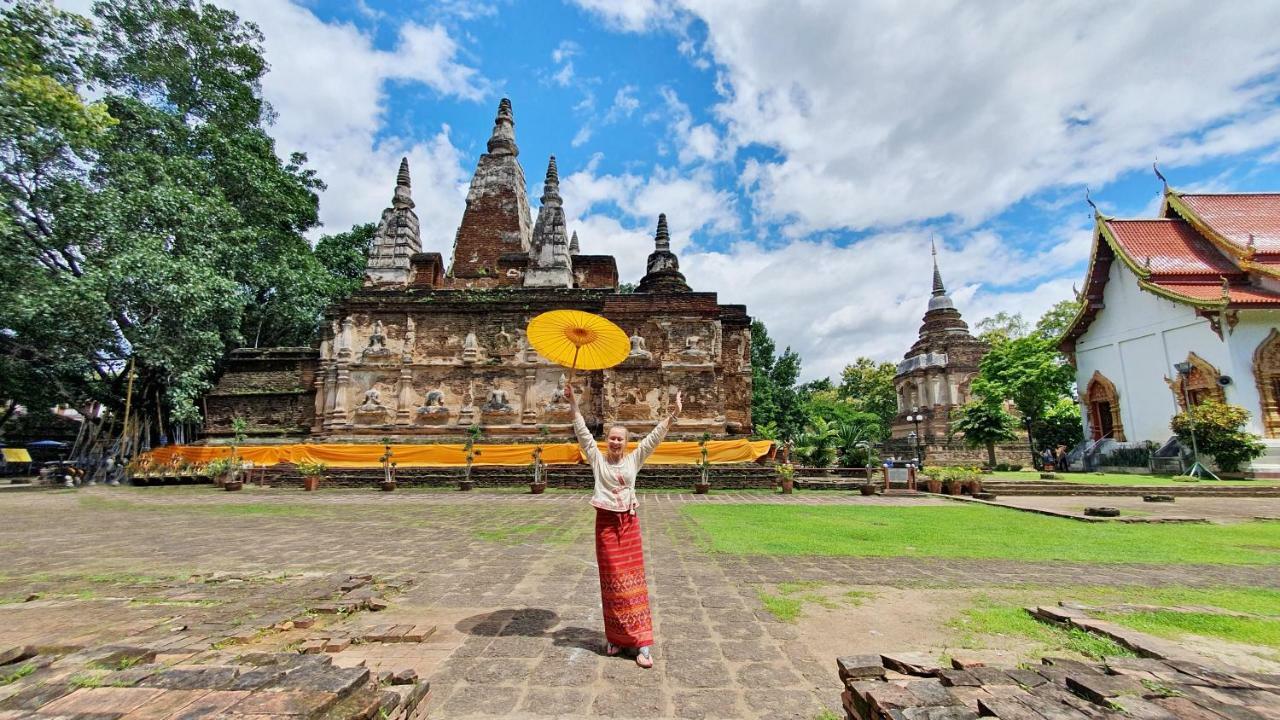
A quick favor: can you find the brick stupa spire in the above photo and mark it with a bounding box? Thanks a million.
[448,98,532,278]
[363,156,422,287]
[636,213,690,293]
[524,155,573,287]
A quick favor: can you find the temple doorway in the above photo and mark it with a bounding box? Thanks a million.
[1085,371,1124,441]
[1254,329,1280,438]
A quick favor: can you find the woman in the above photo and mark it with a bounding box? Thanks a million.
[565,383,681,669]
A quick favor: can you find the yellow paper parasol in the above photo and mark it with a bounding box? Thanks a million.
[526,310,630,376]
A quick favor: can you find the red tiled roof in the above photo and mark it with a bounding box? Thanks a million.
[1177,192,1280,253]
[1149,282,1280,306]
[1102,219,1242,277]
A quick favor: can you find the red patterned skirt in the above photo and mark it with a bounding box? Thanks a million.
[594,508,654,649]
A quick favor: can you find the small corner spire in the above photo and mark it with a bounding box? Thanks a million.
[487,97,518,156]
[569,230,580,255]
[397,157,411,188]
[540,155,561,206]
[655,213,670,251]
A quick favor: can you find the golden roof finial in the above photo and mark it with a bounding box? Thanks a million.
[1220,275,1231,302]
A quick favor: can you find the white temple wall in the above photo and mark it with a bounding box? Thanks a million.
[1074,262,1226,443]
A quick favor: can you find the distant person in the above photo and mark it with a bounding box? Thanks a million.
[564,383,681,669]
[1041,448,1054,470]
[1055,444,1069,472]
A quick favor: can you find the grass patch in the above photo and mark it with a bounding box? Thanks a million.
[757,589,805,622]
[129,597,220,607]
[67,672,108,689]
[1069,587,1280,616]
[1097,611,1280,650]
[844,590,874,606]
[0,663,34,685]
[756,581,860,622]
[681,504,1280,564]
[949,601,1135,659]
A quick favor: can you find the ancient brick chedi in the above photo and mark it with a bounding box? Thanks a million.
[890,244,988,440]
[204,99,752,441]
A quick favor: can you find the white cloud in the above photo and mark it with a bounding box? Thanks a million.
[682,227,1086,381]
[568,0,683,32]
[560,159,738,280]
[658,86,723,165]
[187,0,484,240]
[670,0,1280,234]
[606,85,641,122]
[551,40,580,64]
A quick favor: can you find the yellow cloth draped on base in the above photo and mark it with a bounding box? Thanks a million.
[142,439,772,468]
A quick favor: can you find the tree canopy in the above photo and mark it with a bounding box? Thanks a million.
[750,320,806,442]
[0,0,352,436]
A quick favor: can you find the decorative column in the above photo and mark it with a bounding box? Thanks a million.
[396,316,416,426]
[521,369,537,424]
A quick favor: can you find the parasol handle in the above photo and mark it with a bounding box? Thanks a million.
[568,347,580,383]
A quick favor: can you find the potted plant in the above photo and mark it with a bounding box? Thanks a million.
[694,432,712,494]
[858,481,877,496]
[207,456,245,490]
[776,462,795,494]
[529,426,550,494]
[963,468,983,495]
[920,467,942,494]
[379,440,396,491]
[461,425,482,491]
[941,467,965,495]
[297,460,327,492]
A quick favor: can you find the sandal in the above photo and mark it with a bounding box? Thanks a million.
[636,646,653,669]
[604,642,620,657]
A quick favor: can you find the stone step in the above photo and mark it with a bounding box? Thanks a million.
[981,482,1280,497]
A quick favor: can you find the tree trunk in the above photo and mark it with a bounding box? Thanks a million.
[986,441,996,468]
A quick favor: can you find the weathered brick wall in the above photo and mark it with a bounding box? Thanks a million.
[204,349,318,437]
[572,255,618,289]
[310,288,753,440]
[449,154,531,278]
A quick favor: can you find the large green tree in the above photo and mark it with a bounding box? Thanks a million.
[838,357,897,431]
[0,0,342,436]
[1034,298,1083,341]
[974,311,1029,346]
[972,333,1076,465]
[750,320,806,442]
[951,397,1018,468]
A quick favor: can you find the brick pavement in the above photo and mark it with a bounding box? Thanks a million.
[0,488,1276,719]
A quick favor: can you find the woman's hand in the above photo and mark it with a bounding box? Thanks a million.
[564,383,576,405]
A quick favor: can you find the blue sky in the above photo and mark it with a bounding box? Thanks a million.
[58,0,1280,380]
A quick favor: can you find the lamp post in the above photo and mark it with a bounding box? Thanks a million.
[907,407,926,466]
[1173,362,1219,480]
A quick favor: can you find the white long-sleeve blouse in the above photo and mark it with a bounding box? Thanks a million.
[573,413,670,513]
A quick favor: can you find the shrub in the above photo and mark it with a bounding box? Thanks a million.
[1009,464,1023,471]
[296,460,327,477]
[994,462,1009,472]
[1171,400,1265,473]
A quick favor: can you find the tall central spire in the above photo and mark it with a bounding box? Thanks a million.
[487,97,518,156]
[448,98,532,279]
[931,237,945,297]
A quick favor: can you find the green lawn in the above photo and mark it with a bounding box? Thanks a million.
[948,600,1135,659]
[986,471,1276,486]
[681,504,1280,564]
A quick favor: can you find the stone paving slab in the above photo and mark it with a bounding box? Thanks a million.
[0,489,1277,719]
